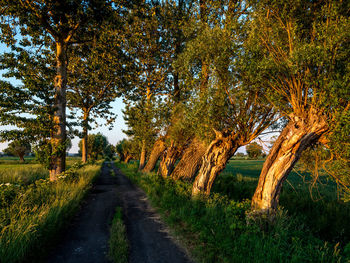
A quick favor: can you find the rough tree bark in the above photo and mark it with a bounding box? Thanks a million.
[192,132,239,196]
[143,138,166,172]
[251,112,328,214]
[158,142,182,178]
[139,139,147,170]
[171,138,206,181]
[49,41,67,181]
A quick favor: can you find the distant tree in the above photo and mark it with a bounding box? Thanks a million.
[78,133,108,161]
[103,144,115,160]
[4,140,31,162]
[234,152,246,158]
[246,142,263,159]
[115,139,136,163]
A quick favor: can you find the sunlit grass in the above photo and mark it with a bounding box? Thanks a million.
[0,162,101,263]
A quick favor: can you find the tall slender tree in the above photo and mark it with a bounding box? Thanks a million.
[0,0,114,180]
[67,23,132,163]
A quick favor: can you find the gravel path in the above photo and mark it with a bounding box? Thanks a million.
[47,162,192,263]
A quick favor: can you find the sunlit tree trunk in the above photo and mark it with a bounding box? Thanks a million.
[81,111,89,163]
[143,138,166,172]
[192,133,239,196]
[171,138,206,181]
[139,139,147,170]
[158,142,181,178]
[251,112,328,213]
[124,155,132,163]
[49,41,67,181]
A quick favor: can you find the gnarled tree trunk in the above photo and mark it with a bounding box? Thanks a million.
[192,133,239,196]
[49,41,67,181]
[139,139,147,170]
[143,138,166,172]
[251,113,328,214]
[158,142,182,178]
[171,138,206,181]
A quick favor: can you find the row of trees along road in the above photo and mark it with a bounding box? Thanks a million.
[0,0,134,178]
[118,0,349,215]
[0,0,349,215]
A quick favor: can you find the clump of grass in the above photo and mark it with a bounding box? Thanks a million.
[0,163,101,263]
[117,162,347,263]
[108,207,129,263]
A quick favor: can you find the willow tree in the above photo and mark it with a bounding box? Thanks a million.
[0,0,114,180]
[161,0,221,180]
[3,140,31,162]
[246,0,350,213]
[177,0,278,196]
[121,1,171,170]
[143,0,194,174]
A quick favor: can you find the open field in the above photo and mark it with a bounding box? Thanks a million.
[0,157,82,184]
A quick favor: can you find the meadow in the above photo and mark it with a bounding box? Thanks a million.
[0,157,101,263]
[117,160,350,263]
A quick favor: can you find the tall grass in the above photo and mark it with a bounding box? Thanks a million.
[0,164,48,185]
[117,162,348,263]
[0,163,101,263]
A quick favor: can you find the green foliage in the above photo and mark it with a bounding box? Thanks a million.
[0,162,101,263]
[117,162,345,262]
[246,142,263,159]
[115,139,137,162]
[108,207,129,263]
[3,140,31,161]
[78,133,110,161]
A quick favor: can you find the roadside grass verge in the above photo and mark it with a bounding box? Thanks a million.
[108,207,129,263]
[116,162,347,263]
[0,161,102,263]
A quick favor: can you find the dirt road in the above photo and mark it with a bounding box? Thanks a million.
[47,162,191,263]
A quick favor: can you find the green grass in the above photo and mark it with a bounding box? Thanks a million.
[216,160,350,244]
[0,164,48,185]
[117,161,349,263]
[0,161,102,263]
[108,207,129,263]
